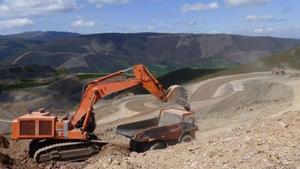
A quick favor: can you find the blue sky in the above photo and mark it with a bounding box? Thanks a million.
[0,0,299,38]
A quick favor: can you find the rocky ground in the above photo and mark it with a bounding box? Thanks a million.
[1,70,300,169]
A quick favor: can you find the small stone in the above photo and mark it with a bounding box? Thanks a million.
[244,135,251,142]
[279,121,289,128]
[45,166,52,169]
[190,161,199,168]
[208,151,217,158]
[130,152,138,157]
[108,157,113,164]
[268,154,280,162]
[102,163,108,168]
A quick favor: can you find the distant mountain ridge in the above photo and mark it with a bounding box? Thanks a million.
[1,32,300,74]
[2,31,80,42]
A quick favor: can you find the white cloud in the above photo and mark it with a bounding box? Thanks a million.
[0,18,33,30]
[254,26,274,33]
[0,0,78,17]
[245,14,286,22]
[181,2,219,13]
[210,30,221,34]
[175,21,197,27]
[89,0,130,8]
[245,15,272,21]
[225,0,271,6]
[147,26,155,30]
[71,19,95,27]
[131,26,139,31]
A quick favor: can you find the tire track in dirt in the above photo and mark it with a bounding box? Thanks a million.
[189,72,270,101]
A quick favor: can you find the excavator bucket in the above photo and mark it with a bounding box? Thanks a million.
[166,85,191,111]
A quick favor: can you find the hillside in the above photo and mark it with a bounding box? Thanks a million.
[157,68,221,87]
[8,33,300,74]
[185,47,300,84]
[231,46,300,72]
[254,47,300,70]
[0,39,43,63]
[0,31,80,64]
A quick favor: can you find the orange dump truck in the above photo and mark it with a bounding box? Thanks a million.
[117,108,198,152]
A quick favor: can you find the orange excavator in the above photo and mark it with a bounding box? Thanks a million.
[11,64,190,163]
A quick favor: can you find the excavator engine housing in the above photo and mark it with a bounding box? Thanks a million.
[12,114,56,139]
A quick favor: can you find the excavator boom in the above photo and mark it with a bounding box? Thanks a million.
[70,64,171,131]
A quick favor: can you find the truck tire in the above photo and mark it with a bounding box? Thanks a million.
[180,134,193,143]
[130,140,143,152]
[144,142,167,151]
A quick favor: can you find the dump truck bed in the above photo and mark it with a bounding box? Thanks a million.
[116,117,159,138]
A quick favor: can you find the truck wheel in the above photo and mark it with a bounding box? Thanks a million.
[180,134,193,143]
[149,142,166,150]
[142,142,166,151]
[130,140,141,152]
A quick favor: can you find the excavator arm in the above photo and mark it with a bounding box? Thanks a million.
[70,64,175,131]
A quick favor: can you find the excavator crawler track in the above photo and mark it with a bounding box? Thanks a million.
[33,140,106,163]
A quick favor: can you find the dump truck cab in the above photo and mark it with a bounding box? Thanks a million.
[117,108,198,152]
[160,109,196,133]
